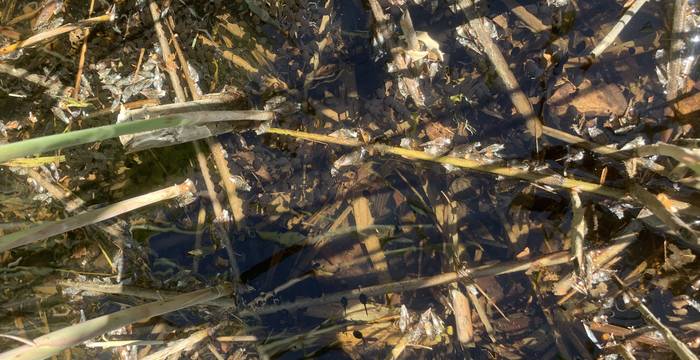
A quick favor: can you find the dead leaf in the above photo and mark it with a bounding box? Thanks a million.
[548,79,627,117]
[675,90,700,118]
[663,244,696,271]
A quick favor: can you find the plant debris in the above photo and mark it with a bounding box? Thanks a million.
[0,0,699,359]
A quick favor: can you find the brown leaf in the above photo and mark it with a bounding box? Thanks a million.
[425,122,454,141]
[663,244,696,271]
[548,79,627,117]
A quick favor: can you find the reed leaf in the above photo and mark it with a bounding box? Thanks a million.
[0,111,272,163]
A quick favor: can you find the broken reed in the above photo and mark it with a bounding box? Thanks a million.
[265,127,627,199]
[0,111,274,163]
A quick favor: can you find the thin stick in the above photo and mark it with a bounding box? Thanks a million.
[0,285,232,360]
[168,22,201,101]
[72,0,96,99]
[132,48,146,82]
[268,127,700,224]
[0,180,195,252]
[666,0,688,105]
[240,250,571,316]
[1,155,65,168]
[0,12,114,57]
[589,0,650,59]
[457,0,543,138]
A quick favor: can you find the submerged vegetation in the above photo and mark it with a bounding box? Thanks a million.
[0,0,699,359]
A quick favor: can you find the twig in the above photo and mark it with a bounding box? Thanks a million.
[25,169,130,246]
[178,30,247,225]
[240,250,571,316]
[0,180,195,252]
[590,0,650,59]
[167,21,201,101]
[466,286,496,342]
[0,285,232,360]
[266,127,625,198]
[0,11,114,57]
[437,192,474,345]
[132,47,147,81]
[458,0,543,139]
[207,343,226,360]
[1,155,65,168]
[604,344,637,360]
[216,335,258,342]
[72,0,96,99]
[6,6,40,26]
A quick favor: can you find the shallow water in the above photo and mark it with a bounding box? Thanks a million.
[1,0,699,358]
